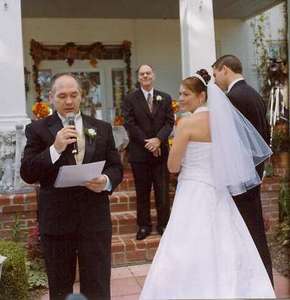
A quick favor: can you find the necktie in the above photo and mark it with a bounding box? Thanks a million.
[147,93,153,112]
[75,130,85,165]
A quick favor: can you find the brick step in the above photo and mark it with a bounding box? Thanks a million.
[261,176,282,192]
[112,209,158,236]
[109,190,175,213]
[110,191,137,213]
[115,173,135,192]
[115,168,178,191]
[111,233,161,267]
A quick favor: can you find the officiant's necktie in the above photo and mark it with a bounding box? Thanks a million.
[147,93,153,112]
[75,130,85,165]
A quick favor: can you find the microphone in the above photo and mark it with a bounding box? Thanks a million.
[66,112,78,155]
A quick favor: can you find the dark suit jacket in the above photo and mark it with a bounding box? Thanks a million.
[227,80,270,179]
[122,88,174,163]
[20,113,123,235]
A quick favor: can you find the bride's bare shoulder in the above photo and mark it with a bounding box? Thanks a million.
[181,111,210,141]
[189,111,209,125]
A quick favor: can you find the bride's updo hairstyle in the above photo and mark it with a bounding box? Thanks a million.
[182,69,211,100]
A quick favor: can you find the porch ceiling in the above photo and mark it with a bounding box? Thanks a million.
[21,0,283,20]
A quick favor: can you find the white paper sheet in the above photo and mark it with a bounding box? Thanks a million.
[54,161,106,188]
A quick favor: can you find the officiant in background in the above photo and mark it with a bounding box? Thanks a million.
[20,73,123,300]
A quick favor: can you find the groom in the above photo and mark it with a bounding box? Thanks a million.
[212,55,273,285]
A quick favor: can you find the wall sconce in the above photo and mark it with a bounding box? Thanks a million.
[0,0,8,11]
[199,0,203,11]
[24,67,31,94]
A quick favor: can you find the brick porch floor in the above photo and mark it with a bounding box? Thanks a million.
[40,266,289,299]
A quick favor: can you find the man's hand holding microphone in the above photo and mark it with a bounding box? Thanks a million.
[53,125,78,154]
[53,113,78,154]
[53,112,108,193]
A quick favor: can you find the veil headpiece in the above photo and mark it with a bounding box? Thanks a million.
[207,83,272,196]
[192,73,208,87]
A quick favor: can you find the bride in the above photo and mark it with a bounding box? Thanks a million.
[139,69,276,299]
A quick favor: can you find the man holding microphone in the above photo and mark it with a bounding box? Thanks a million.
[21,73,123,300]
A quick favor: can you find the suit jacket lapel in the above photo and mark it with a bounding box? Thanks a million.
[82,115,97,164]
[152,90,161,116]
[48,112,76,165]
[48,112,63,138]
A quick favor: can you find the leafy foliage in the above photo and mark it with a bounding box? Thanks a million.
[11,214,22,243]
[271,128,290,154]
[0,241,29,300]
[26,258,48,290]
[251,13,269,98]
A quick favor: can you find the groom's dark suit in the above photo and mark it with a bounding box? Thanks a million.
[227,79,273,284]
[20,112,123,300]
[122,88,174,232]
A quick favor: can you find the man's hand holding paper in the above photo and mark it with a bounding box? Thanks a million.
[85,175,108,193]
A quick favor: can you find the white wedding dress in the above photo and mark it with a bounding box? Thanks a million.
[140,138,275,299]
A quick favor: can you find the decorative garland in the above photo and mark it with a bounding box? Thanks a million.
[30,39,132,97]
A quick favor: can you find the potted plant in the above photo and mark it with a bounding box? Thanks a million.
[271,125,290,173]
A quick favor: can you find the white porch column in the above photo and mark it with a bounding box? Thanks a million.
[0,0,29,130]
[179,0,216,78]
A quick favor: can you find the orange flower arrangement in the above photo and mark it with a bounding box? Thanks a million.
[32,100,51,119]
[114,115,124,126]
[171,99,179,113]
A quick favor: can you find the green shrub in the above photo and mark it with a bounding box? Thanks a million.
[0,241,28,300]
[26,258,48,290]
[271,128,290,154]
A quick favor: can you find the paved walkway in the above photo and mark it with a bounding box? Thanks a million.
[41,265,289,299]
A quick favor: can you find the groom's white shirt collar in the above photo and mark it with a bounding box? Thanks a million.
[227,77,244,94]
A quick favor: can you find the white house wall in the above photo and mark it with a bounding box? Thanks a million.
[214,19,252,79]
[22,18,182,117]
[22,16,280,117]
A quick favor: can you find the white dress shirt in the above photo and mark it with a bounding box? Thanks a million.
[141,87,154,101]
[49,111,111,191]
[227,77,244,94]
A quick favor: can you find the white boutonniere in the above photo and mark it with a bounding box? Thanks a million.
[84,128,97,143]
[156,95,163,102]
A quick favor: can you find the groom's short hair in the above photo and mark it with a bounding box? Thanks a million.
[212,55,243,74]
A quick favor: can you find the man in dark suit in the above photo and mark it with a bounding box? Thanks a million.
[122,64,174,240]
[212,55,273,285]
[20,73,123,300]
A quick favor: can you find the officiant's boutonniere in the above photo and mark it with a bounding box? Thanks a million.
[156,95,163,102]
[84,128,97,144]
